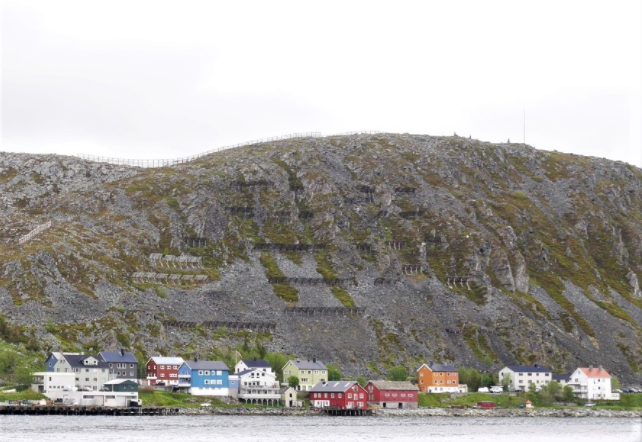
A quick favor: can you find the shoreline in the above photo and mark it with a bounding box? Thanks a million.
[177,407,642,418]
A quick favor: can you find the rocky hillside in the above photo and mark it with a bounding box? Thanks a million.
[1,133,641,383]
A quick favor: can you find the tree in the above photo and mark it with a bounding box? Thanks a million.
[327,363,342,381]
[287,376,299,388]
[459,368,481,392]
[356,375,367,388]
[501,374,511,390]
[546,380,561,400]
[562,385,575,405]
[387,365,408,381]
[528,382,537,393]
[265,353,288,381]
[611,376,621,390]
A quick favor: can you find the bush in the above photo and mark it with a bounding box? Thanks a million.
[387,365,408,381]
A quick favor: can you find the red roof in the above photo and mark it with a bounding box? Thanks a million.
[579,367,611,378]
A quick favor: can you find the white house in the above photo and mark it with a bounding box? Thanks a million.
[234,359,273,374]
[498,365,552,391]
[568,367,619,400]
[237,368,280,405]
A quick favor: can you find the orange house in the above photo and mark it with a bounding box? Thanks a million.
[417,363,460,393]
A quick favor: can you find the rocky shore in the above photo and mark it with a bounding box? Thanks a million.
[377,408,642,418]
[176,407,642,418]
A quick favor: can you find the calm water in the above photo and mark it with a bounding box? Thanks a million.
[0,415,640,442]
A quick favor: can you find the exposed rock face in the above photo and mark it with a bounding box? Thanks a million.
[1,134,641,383]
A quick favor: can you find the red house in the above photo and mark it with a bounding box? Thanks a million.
[310,381,368,410]
[145,356,184,386]
[365,380,419,409]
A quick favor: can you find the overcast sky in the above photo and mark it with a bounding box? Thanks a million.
[2,0,641,166]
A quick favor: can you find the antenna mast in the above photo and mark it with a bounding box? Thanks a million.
[523,109,526,145]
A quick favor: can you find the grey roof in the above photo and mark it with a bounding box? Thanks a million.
[280,386,295,394]
[98,351,138,364]
[421,363,458,372]
[367,381,419,391]
[183,360,229,371]
[64,354,110,369]
[236,369,256,377]
[241,359,271,368]
[310,381,358,393]
[289,360,327,370]
[552,373,571,382]
[505,365,551,373]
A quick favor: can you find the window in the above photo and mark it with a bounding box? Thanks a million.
[217,370,222,376]
[160,365,165,369]
[130,364,134,368]
[331,393,335,398]
[204,371,210,376]
[348,393,352,399]
[199,371,203,376]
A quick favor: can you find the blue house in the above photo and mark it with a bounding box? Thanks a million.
[178,359,230,396]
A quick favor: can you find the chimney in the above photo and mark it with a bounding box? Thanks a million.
[599,365,603,371]
[313,357,316,363]
[195,357,198,363]
[534,363,539,368]
[120,349,125,357]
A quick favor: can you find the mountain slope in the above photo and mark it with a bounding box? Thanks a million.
[1,133,641,382]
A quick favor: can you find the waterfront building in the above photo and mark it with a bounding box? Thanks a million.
[567,366,619,400]
[310,381,368,410]
[145,356,184,386]
[417,363,460,393]
[498,365,552,391]
[282,358,327,391]
[365,380,419,409]
[97,349,138,380]
[280,386,301,407]
[237,368,280,405]
[178,359,230,396]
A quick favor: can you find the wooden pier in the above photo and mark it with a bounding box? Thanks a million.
[0,406,178,416]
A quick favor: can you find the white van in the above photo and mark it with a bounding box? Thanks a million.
[490,386,504,394]
[477,387,489,393]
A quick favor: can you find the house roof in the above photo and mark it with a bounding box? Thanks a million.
[418,363,458,373]
[367,381,419,391]
[183,360,229,371]
[149,356,185,365]
[280,386,295,394]
[288,360,327,370]
[240,359,271,369]
[310,381,360,393]
[579,367,611,378]
[64,354,110,369]
[98,351,138,364]
[552,373,571,382]
[504,365,551,373]
[103,379,138,385]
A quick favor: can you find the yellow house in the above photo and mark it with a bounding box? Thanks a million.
[282,359,327,391]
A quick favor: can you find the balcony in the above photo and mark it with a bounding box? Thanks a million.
[238,387,281,400]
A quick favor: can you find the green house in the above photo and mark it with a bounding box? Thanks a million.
[282,359,327,391]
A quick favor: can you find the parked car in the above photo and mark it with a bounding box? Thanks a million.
[613,389,623,393]
[477,387,489,393]
[622,388,633,393]
[490,386,504,394]
[510,388,523,393]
